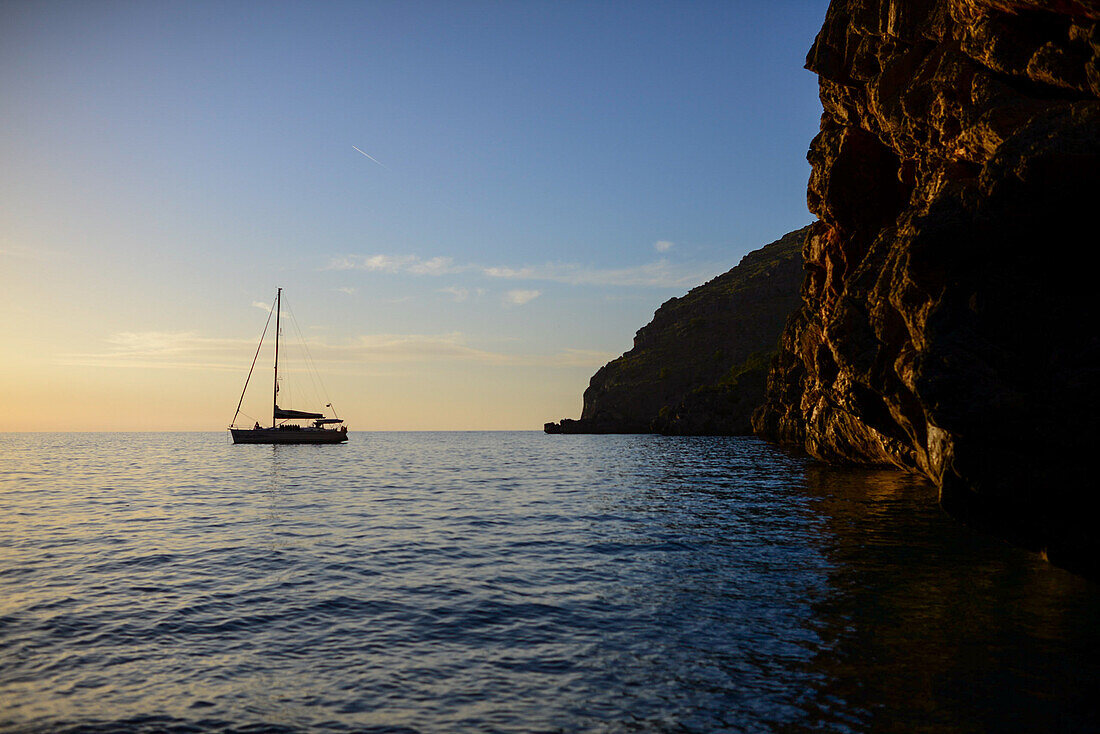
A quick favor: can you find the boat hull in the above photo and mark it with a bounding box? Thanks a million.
[230,428,348,444]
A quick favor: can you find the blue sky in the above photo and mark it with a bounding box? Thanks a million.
[1,1,828,430]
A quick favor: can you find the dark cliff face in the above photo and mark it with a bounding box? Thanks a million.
[754,0,1100,577]
[546,226,808,435]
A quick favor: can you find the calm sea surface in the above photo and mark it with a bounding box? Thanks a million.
[1,432,1097,733]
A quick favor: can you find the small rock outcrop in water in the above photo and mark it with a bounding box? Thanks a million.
[545,227,808,435]
[753,0,1100,578]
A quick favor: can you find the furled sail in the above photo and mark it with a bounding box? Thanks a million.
[274,406,325,420]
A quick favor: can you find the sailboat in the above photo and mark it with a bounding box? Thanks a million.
[229,288,349,444]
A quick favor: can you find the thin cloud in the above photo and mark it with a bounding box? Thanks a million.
[327,254,466,276]
[328,252,719,288]
[504,289,541,305]
[343,333,514,364]
[59,332,255,371]
[58,330,608,370]
[440,286,469,302]
[335,287,356,295]
[252,301,272,311]
[334,254,415,272]
[408,256,457,275]
[484,260,714,288]
[483,265,536,279]
[654,240,674,252]
[106,331,235,355]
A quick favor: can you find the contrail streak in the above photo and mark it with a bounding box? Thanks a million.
[352,145,387,169]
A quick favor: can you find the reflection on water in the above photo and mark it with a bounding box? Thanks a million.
[793,466,1100,732]
[0,432,1096,732]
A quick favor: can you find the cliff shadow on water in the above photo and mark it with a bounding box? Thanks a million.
[790,463,1100,732]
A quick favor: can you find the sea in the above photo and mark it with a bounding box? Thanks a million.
[1,431,1098,733]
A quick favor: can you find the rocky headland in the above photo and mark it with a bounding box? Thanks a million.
[754,0,1100,578]
[547,0,1099,578]
[545,226,808,436]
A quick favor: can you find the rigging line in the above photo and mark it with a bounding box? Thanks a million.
[231,294,276,427]
[285,307,318,406]
[283,303,318,408]
[285,301,333,412]
[287,303,323,405]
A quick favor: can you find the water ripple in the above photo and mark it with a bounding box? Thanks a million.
[1,432,1098,732]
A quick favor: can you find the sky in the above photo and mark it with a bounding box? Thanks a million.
[0,0,828,431]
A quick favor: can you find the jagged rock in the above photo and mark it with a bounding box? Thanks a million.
[545,227,809,435]
[754,0,1100,579]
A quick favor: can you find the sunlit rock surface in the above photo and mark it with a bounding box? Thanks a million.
[545,226,808,436]
[753,0,1100,578]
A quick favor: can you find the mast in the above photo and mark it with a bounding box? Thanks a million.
[272,287,281,428]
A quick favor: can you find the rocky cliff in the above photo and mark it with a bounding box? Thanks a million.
[546,226,808,435]
[754,0,1100,578]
